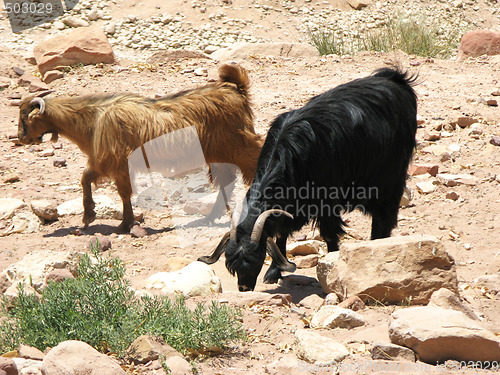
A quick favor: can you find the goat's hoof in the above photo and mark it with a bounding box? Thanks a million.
[263,267,282,284]
[83,212,96,227]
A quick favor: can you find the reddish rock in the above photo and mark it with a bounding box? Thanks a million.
[0,357,17,375]
[43,70,64,84]
[458,30,500,59]
[338,295,366,311]
[33,27,115,75]
[486,99,498,107]
[490,135,500,146]
[17,74,49,92]
[130,224,147,238]
[408,164,439,177]
[46,268,75,283]
[88,236,112,251]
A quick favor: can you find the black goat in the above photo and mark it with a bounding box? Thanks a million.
[199,67,418,291]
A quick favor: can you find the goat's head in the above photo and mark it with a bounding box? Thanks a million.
[198,207,296,291]
[18,92,57,145]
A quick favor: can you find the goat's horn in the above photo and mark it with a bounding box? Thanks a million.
[30,97,45,115]
[266,238,296,272]
[250,209,293,244]
[198,232,230,264]
[229,201,243,241]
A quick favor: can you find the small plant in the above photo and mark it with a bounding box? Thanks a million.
[309,13,463,58]
[0,243,245,357]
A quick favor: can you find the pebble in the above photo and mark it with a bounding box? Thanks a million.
[53,157,67,167]
[130,224,148,238]
[490,135,500,146]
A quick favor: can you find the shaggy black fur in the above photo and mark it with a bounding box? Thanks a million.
[212,67,417,291]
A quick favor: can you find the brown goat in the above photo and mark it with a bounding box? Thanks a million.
[18,64,263,233]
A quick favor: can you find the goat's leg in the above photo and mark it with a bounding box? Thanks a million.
[370,202,399,240]
[114,173,136,233]
[81,167,98,228]
[318,215,346,252]
[205,164,237,222]
[263,234,288,284]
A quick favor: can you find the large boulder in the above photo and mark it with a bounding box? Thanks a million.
[458,30,500,59]
[43,340,126,374]
[0,251,80,296]
[145,261,222,297]
[389,306,500,363]
[211,42,320,61]
[33,27,115,75]
[316,235,458,304]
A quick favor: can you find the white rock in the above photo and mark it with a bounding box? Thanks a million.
[30,199,58,221]
[57,195,122,219]
[311,305,365,329]
[371,342,416,361]
[473,274,500,294]
[428,288,479,320]
[416,180,437,194]
[1,251,79,289]
[1,212,41,236]
[389,306,500,363]
[43,340,126,374]
[437,173,479,187]
[287,240,323,256]
[183,192,219,216]
[0,197,26,220]
[317,235,458,304]
[63,16,90,28]
[146,261,222,297]
[294,329,349,365]
[211,42,320,61]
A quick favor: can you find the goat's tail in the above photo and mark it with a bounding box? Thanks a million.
[373,66,419,88]
[218,64,250,99]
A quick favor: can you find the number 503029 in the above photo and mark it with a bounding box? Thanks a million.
[4,2,54,15]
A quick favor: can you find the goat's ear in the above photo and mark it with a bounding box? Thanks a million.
[198,232,230,264]
[266,237,296,272]
[27,107,41,121]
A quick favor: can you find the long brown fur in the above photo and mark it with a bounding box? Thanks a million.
[18,64,263,233]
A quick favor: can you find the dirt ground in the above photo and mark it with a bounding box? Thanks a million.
[1,1,500,374]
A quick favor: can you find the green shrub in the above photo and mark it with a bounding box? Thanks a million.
[0,244,245,357]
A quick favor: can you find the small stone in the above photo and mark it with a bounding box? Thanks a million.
[455,116,477,128]
[53,157,67,167]
[46,268,75,283]
[40,149,55,157]
[63,16,90,28]
[294,254,320,269]
[88,236,112,252]
[324,293,340,305]
[399,186,412,207]
[53,21,65,30]
[416,180,437,194]
[338,295,365,311]
[486,99,498,107]
[12,66,25,76]
[130,224,147,238]
[423,130,441,141]
[490,135,500,146]
[30,199,58,221]
[3,173,20,183]
[371,342,416,362]
[43,70,64,84]
[194,67,208,76]
[87,9,99,21]
[0,357,18,375]
[105,22,116,35]
[408,164,439,177]
[163,356,192,375]
[311,305,366,329]
[294,329,350,364]
[287,240,322,256]
[445,191,459,201]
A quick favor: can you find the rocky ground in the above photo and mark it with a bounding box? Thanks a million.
[1,0,500,374]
